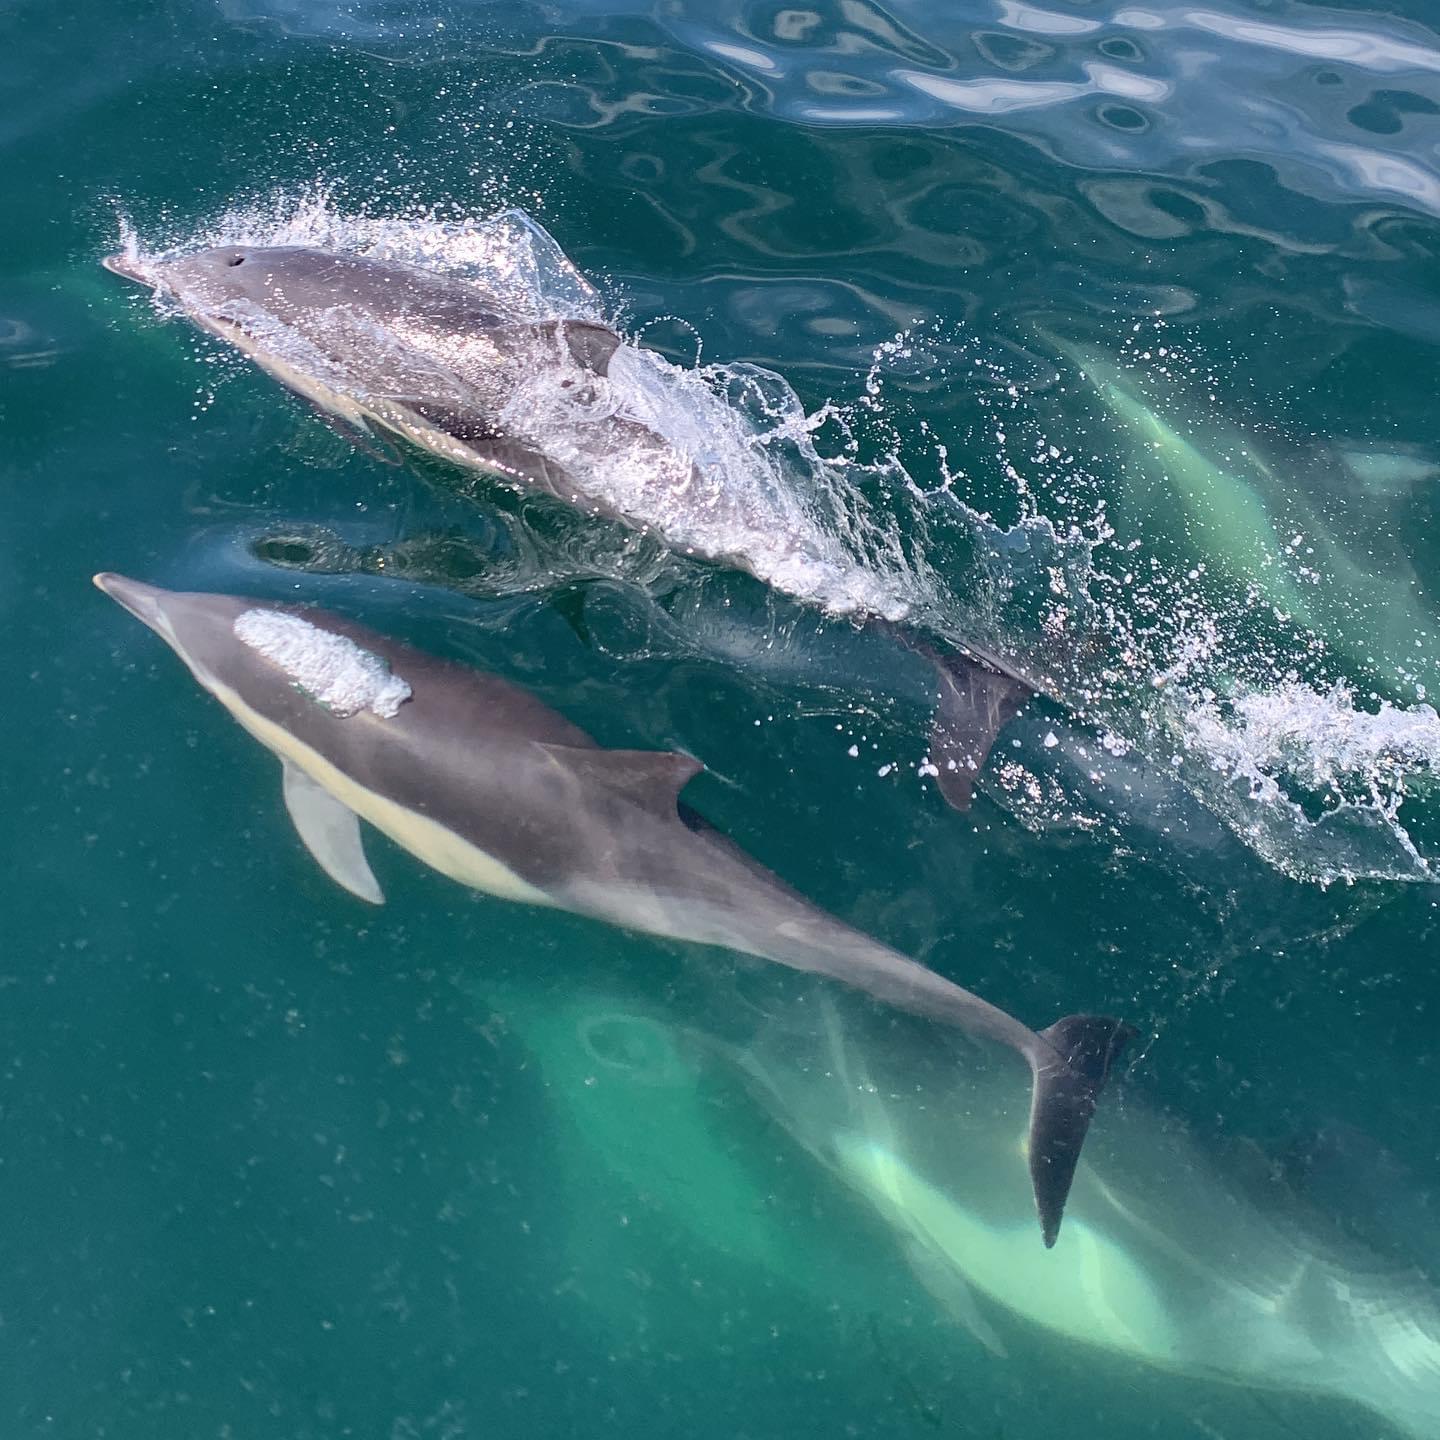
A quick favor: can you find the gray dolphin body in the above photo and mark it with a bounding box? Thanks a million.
[103,244,1036,809]
[94,572,1129,1246]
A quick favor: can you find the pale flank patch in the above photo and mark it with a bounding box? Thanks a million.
[206,675,553,907]
[831,1134,1180,1364]
[234,609,411,718]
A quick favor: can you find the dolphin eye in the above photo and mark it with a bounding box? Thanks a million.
[227,255,245,267]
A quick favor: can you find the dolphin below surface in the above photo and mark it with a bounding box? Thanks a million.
[729,996,1440,1439]
[94,572,1130,1246]
[102,243,1040,809]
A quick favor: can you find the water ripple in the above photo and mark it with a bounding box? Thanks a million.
[1173,8,1440,74]
[639,0,1440,216]
[216,0,1440,223]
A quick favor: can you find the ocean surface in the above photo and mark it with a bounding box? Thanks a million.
[5,1,1440,1436]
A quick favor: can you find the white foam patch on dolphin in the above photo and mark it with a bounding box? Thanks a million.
[234,608,412,718]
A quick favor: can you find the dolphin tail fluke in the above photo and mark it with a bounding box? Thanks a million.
[1027,1015,1135,1247]
[929,650,1034,810]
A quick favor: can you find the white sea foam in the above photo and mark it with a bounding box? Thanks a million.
[501,339,922,621]
[1146,681,1440,884]
[1182,683,1440,807]
[234,608,411,718]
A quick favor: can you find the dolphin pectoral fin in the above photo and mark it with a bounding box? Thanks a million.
[1027,1015,1135,1247]
[304,401,403,466]
[540,744,704,815]
[898,1236,1010,1358]
[281,761,385,904]
[929,652,1034,811]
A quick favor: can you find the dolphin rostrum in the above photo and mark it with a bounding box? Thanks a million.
[102,242,1040,809]
[94,572,1130,1246]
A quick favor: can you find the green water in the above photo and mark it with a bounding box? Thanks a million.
[6,1,1440,1436]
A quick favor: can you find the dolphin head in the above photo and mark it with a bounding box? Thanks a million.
[94,573,421,725]
[94,571,188,642]
[98,244,539,405]
[93,572,246,688]
[104,244,335,294]
[101,244,514,331]
[153,246,350,301]
[102,246,366,335]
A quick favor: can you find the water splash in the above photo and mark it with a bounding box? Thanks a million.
[1165,682,1440,883]
[835,303,1440,884]
[1183,683,1440,805]
[990,319,1440,884]
[112,192,1440,884]
[115,193,958,626]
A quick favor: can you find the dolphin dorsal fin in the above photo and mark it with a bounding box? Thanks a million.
[529,318,622,375]
[929,652,1034,810]
[540,745,703,816]
[281,760,384,904]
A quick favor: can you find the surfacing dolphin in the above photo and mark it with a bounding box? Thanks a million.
[102,243,1039,809]
[94,572,1131,1246]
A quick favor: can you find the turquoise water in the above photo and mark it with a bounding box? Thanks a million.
[7,1,1440,1435]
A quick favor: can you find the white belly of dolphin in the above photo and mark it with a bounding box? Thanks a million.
[220,323,510,476]
[831,1134,1182,1365]
[206,674,554,907]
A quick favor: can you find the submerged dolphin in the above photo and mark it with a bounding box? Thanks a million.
[94,572,1130,1245]
[102,242,1038,809]
[1056,336,1440,703]
[1048,336,1319,631]
[730,995,1440,1438]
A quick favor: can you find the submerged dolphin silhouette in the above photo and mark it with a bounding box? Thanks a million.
[102,243,1037,809]
[727,995,1440,1438]
[94,572,1130,1245]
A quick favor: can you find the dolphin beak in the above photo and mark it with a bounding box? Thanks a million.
[101,253,150,285]
[94,572,167,630]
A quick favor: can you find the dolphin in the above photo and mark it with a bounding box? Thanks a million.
[1047,335,1319,630]
[729,994,1440,1439]
[471,976,1007,1360]
[1055,335,1440,704]
[93,572,1130,1246]
[478,982,805,1322]
[102,242,1040,810]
